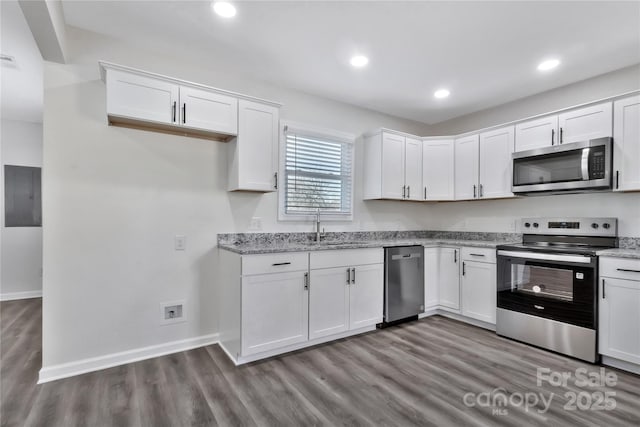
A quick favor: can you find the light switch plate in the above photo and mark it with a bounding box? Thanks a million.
[175,235,186,251]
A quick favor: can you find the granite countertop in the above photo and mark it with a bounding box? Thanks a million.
[218,238,519,255]
[596,248,640,260]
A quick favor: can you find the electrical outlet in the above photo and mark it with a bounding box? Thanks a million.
[160,300,186,325]
[175,235,186,251]
[249,217,262,231]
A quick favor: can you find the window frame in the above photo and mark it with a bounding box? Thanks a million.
[278,120,355,222]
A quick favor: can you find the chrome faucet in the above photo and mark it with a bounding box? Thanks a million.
[315,208,322,242]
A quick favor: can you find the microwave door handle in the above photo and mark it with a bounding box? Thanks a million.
[581,148,590,181]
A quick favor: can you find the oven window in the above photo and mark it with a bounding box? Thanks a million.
[513,150,583,185]
[510,264,574,302]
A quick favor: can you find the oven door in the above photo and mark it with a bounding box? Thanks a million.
[497,250,597,329]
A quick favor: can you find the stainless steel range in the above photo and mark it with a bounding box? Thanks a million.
[496,217,618,363]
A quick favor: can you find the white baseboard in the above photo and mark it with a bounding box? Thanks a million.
[38,333,219,384]
[418,308,496,331]
[0,290,42,301]
[602,355,640,375]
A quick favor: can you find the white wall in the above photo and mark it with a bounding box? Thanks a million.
[0,119,43,300]
[41,27,432,375]
[423,65,640,236]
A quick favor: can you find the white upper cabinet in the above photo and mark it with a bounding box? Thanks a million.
[227,100,279,192]
[404,137,423,201]
[514,115,558,152]
[106,69,179,125]
[479,126,514,199]
[363,130,423,200]
[454,134,480,200]
[381,132,406,199]
[422,139,455,201]
[515,103,612,152]
[558,102,612,144]
[179,86,238,135]
[613,95,640,191]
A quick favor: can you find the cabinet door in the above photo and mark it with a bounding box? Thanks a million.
[309,267,350,340]
[424,247,439,310]
[241,271,308,356]
[479,126,514,199]
[106,69,178,125]
[599,277,640,364]
[461,261,496,324]
[454,135,479,200]
[558,102,612,144]
[613,95,640,191]
[230,100,279,191]
[515,115,558,152]
[349,263,384,329]
[438,248,460,311]
[381,133,406,199]
[422,139,455,200]
[404,137,423,201]
[179,86,238,134]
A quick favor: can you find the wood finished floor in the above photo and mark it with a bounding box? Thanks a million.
[1,298,639,427]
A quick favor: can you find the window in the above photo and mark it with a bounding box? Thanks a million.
[4,165,42,227]
[280,122,354,220]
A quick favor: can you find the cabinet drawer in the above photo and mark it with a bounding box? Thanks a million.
[310,248,383,270]
[242,252,308,275]
[461,247,496,263]
[600,257,640,281]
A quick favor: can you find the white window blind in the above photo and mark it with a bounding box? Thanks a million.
[283,126,353,216]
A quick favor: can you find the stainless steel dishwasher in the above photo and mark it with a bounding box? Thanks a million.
[384,246,425,324]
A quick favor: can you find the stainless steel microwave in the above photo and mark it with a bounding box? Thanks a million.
[512,137,612,195]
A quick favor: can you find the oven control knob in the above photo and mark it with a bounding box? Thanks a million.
[591,223,599,229]
[603,223,611,229]
[533,222,539,228]
[524,222,531,228]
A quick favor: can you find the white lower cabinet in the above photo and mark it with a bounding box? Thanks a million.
[241,270,309,356]
[309,267,350,340]
[461,259,496,324]
[220,248,383,364]
[438,247,461,311]
[599,257,640,367]
[348,263,384,329]
[423,246,497,327]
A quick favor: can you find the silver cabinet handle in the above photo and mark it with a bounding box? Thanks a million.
[172,101,177,122]
[617,268,640,273]
[304,272,309,290]
[407,186,410,199]
[272,262,291,266]
[602,279,605,299]
[454,250,457,263]
[274,172,278,189]
[551,128,555,145]
[469,253,485,257]
[346,268,351,284]
[462,262,466,276]
[560,127,563,144]
[424,187,427,200]
[616,171,620,189]
[351,268,356,284]
[182,103,186,124]
[402,185,406,199]
[479,184,483,198]
[473,185,477,198]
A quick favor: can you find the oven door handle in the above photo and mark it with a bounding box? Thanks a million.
[497,250,593,264]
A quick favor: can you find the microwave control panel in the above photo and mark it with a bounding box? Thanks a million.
[589,146,606,179]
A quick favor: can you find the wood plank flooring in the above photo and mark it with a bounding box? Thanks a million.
[2,298,639,426]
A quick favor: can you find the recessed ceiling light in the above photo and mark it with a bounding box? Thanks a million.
[434,89,450,99]
[350,55,369,68]
[537,59,560,71]
[212,2,236,18]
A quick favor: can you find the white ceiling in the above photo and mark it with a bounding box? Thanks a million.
[0,1,43,123]
[61,1,640,125]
